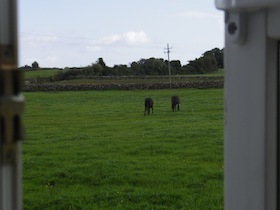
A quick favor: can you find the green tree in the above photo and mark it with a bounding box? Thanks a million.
[135,58,168,75]
[152,59,167,75]
[131,61,144,75]
[204,48,224,68]
[202,51,218,73]
[92,63,103,76]
[181,65,196,74]
[96,58,106,68]
[143,58,155,75]
[114,65,130,75]
[186,50,218,74]
[188,58,204,74]
[32,61,39,69]
[170,60,181,75]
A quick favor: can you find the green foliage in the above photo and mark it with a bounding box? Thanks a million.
[170,60,182,75]
[113,65,130,76]
[54,68,83,80]
[97,57,106,68]
[32,61,39,69]
[205,48,224,68]
[185,52,218,74]
[23,89,224,209]
[22,47,223,79]
[50,47,222,79]
[130,58,168,76]
[131,61,144,75]
[83,64,104,76]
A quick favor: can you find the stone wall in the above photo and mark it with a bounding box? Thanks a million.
[24,81,223,92]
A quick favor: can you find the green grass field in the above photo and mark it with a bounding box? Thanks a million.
[23,89,224,209]
[24,69,62,80]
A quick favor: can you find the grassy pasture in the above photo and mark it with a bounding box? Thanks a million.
[24,69,62,80]
[23,89,224,209]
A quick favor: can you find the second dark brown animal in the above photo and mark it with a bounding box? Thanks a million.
[144,98,153,115]
[171,96,180,112]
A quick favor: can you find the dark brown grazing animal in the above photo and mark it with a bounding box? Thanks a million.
[144,98,153,115]
[171,96,180,112]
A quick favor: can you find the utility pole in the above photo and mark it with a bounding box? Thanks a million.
[0,0,24,209]
[164,43,172,88]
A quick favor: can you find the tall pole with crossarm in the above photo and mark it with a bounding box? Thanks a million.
[0,0,24,209]
[164,43,172,88]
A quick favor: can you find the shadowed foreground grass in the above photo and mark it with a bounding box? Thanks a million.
[23,89,223,209]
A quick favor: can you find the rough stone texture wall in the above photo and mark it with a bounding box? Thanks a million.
[24,81,223,92]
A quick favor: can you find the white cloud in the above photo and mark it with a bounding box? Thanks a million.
[86,31,150,52]
[102,34,122,44]
[123,31,149,44]
[101,31,149,45]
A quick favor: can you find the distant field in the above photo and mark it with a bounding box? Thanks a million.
[23,89,224,209]
[209,68,224,75]
[23,68,224,86]
[23,69,62,79]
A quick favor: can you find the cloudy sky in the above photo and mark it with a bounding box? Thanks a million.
[19,0,224,68]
